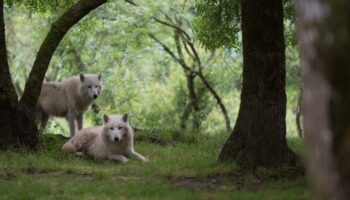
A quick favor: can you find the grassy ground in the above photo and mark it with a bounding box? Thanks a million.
[0,132,309,200]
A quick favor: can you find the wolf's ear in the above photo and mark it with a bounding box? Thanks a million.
[98,74,102,81]
[80,74,85,82]
[122,113,128,123]
[103,114,109,123]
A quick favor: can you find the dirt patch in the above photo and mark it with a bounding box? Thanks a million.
[112,176,141,182]
[170,168,303,192]
[172,176,228,191]
[22,166,62,178]
[135,135,175,146]
[21,167,94,180]
[1,168,16,180]
[64,168,94,179]
[170,171,259,191]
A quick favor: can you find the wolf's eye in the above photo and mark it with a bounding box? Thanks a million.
[95,85,98,88]
[118,126,123,130]
[88,86,92,88]
[110,127,114,130]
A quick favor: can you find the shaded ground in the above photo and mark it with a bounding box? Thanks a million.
[0,133,309,199]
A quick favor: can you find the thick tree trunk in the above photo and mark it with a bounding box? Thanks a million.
[0,0,38,149]
[218,0,297,167]
[297,0,350,198]
[0,0,18,147]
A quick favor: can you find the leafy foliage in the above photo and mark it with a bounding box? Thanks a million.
[284,0,297,46]
[5,0,75,13]
[193,0,297,49]
[193,0,240,50]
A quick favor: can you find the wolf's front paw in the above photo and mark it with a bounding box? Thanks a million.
[76,152,84,157]
[119,157,129,163]
[141,157,149,163]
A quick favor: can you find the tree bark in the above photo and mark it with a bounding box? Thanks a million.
[0,0,19,148]
[180,72,201,130]
[218,0,297,168]
[296,90,303,138]
[297,0,350,198]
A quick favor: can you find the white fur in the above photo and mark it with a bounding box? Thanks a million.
[36,74,102,137]
[62,114,148,163]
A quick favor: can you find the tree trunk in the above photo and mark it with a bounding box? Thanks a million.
[0,0,19,147]
[180,72,201,130]
[0,0,38,149]
[296,90,303,139]
[218,0,297,168]
[0,0,107,149]
[180,72,196,129]
[173,29,201,131]
[297,0,350,198]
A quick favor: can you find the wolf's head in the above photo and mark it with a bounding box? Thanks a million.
[102,114,132,143]
[79,73,102,100]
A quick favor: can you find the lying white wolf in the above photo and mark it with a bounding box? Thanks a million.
[36,74,102,137]
[62,114,148,163]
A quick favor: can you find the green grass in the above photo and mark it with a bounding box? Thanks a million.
[0,133,309,200]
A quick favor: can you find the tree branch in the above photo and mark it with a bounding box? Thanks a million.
[149,33,192,72]
[296,89,303,139]
[20,0,108,111]
[68,38,86,71]
[152,15,232,132]
[176,23,231,131]
[154,16,201,69]
[173,29,185,65]
[152,17,191,41]
[197,72,232,132]
[181,35,196,64]
[124,0,137,6]
[179,33,202,69]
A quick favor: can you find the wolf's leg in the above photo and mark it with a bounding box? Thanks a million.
[35,110,41,127]
[62,141,77,153]
[131,151,148,162]
[108,154,128,163]
[76,152,84,157]
[39,112,49,133]
[67,111,77,137]
[77,113,83,130]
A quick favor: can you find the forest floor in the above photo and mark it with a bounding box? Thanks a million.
[0,132,309,199]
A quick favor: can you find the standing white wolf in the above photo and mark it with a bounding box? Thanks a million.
[36,74,102,137]
[62,114,148,163]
